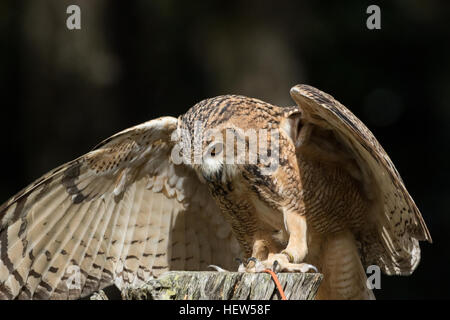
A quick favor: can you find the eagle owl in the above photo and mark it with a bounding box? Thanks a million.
[0,85,431,299]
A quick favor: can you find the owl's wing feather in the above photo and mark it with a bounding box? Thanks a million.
[0,117,241,299]
[290,85,431,275]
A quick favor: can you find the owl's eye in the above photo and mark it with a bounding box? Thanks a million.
[208,142,223,157]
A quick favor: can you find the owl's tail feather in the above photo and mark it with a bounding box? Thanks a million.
[315,230,375,300]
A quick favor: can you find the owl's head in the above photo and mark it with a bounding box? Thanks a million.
[173,95,300,186]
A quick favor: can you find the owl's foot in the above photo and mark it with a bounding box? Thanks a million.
[244,255,317,273]
[210,256,317,273]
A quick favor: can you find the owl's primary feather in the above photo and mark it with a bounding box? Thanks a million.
[0,85,431,300]
[0,117,240,299]
[290,85,431,275]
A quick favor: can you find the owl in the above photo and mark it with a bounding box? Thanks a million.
[0,84,431,299]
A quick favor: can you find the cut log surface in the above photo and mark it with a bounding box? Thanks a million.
[119,271,323,300]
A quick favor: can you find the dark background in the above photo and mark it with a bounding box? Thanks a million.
[1,0,449,299]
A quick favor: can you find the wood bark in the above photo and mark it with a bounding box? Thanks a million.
[90,271,323,300]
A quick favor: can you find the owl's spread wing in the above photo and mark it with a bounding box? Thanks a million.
[290,85,431,275]
[0,117,241,299]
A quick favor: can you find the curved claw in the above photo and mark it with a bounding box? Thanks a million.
[236,258,246,272]
[208,265,227,272]
[244,257,265,272]
[303,263,318,273]
[272,260,280,273]
[247,257,257,264]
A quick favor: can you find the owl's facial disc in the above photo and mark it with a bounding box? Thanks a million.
[200,141,225,181]
[178,95,282,184]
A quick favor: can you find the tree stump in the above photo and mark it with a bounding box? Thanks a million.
[116,271,322,300]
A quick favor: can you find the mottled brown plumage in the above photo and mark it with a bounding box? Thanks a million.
[0,85,430,299]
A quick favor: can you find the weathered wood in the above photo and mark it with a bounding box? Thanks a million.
[117,271,322,300]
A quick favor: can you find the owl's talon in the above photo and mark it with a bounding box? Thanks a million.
[303,263,318,273]
[244,253,318,273]
[208,265,228,272]
[247,257,257,264]
[272,260,280,272]
[246,257,256,270]
[243,257,266,272]
[275,261,318,273]
[236,258,246,272]
[237,256,317,273]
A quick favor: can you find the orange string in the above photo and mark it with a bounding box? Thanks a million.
[263,269,287,300]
